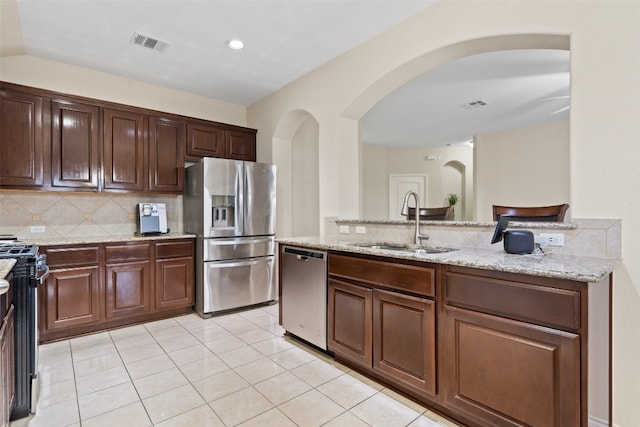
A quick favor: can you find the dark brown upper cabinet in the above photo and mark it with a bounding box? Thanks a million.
[102,108,146,192]
[149,116,186,193]
[51,99,100,190]
[0,88,45,187]
[186,120,256,161]
[186,121,225,159]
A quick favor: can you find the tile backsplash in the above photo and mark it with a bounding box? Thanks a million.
[0,191,182,239]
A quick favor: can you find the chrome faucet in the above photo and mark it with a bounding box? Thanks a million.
[401,191,429,245]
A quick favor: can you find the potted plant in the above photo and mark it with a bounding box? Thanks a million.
[447,193,458,206]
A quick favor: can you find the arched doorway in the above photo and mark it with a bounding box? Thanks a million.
[272,110,320,238]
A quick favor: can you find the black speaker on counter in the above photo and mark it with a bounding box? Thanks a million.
[503,230,534,254]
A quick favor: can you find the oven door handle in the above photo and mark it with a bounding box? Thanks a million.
[37,264,50,284]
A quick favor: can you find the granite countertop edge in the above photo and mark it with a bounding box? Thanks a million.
[26,233,197,247]
[276,236,617,283]
[0,259,17,280]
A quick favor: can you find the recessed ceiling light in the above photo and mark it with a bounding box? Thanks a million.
[225,39,245,50]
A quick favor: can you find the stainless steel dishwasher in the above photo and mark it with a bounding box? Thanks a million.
[280,246,328,350]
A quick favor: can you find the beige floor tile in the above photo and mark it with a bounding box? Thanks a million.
[143,317,180,333]
[148,324,189,341]
[278,389,345,427]
[350,392,422,427]
[37,341,72,368]
[269,346,317,370]
[75,365,131,395]
[260,322,286,335]
[133,367,190,399]
[70,331,112,347]
[237,407,297,427]
[234,357,287,384]
[154,404,225,427]
[156,332,201,353]
[291,358,345,387]
[108,323,148,339]
[192,369,249,402]
[18,398,80,427]
[70,341,117,362]
[118,342,165,364]
[235,327,276,344]
[254,372,312,406]
[381,387,430,414]
[73,352,124,378]
[317,373,378,409]
[203,334,247,354]
[323,411,372,427]
[178,354,230,382]
[419,411,461,427]
[38,359,75,386]
[408,413,450,427]
[81,401,152,427]
[111,331,156,351]
[78,381,139,420]
[217,345,265,368]
[189,324,232,342]
[209,387,274,426]
[167,343,213,366]
[35,379,76,409]
[142,384,206,424]
[251,336,296,356]
[125,353,176,379]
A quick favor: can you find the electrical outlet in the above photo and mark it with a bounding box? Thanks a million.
[30,225,45,233]
[355,226,367,234]
[339,225,350,234]
[538,233,564,246]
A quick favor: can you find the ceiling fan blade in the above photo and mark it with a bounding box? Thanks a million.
[549,106,570,115]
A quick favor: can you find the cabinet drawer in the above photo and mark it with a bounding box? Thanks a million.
[44,246,100,268]
[329,253,435,297]
[155,240,194,259]
[105,243,150,263]
[444,271,581,331]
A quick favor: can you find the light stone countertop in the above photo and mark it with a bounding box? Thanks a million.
[0,259,17,279]
[24,233,197,247]
[276,236,617,283]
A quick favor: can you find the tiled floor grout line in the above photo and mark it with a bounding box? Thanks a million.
[13,304,458,427]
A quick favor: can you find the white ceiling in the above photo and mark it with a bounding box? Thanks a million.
[12,1,569,148]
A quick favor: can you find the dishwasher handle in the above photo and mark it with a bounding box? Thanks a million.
[283,246,326,261]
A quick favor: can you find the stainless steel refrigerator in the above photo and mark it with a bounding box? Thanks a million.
[184,157,277,317]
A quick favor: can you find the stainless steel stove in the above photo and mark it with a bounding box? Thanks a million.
[0,239,48,420]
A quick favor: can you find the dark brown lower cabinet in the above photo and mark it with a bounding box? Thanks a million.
[105,243,152,319]
[39,238,194,342]
[443,305,580,426]
[325,252,611,427]
[328,252,437,401]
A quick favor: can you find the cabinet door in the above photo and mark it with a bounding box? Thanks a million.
[373,289,436,398]
[51,100,100,189]
[149,116,185,193]
[43,267,101,331]
[443,305,580,427]
[226,130,256,161]
[0,89,44,187]
[155,258,194,310]
[103,108,146,191]
[328,279,372,369]
[105,261,152,319]
[186,122,225,158]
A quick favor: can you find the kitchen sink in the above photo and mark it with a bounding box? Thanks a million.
[349,242,457,254]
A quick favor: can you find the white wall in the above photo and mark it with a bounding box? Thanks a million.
[248,2,640,425]
[474,120,570,221]
[0,56,247,128]
[362,144,473,220]
[291,115,320,237]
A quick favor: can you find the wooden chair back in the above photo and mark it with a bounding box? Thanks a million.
[492,204,569,222]
[405,206,454,221]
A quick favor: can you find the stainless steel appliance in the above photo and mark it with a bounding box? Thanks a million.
[280,246,328,350]
[136,203,168,235]
[184,158,276,317]
[0,241,49,420]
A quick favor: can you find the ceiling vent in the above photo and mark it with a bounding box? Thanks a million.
[459,99,489,110]
[129,32,170,53]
